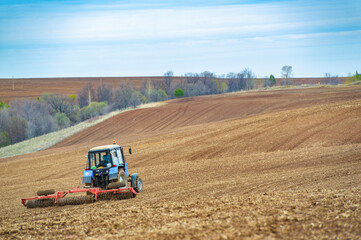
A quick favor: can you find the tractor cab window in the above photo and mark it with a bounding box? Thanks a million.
[88,151,113,169]
[111,150,120,165]
[117,149,124,165]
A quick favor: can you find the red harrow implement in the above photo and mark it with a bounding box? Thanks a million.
[21,187,138,208]
[21,141,143,209]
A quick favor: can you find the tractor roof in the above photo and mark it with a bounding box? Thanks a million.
[89,144,120,152]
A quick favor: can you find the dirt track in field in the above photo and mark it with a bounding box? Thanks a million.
[0,86,361,239]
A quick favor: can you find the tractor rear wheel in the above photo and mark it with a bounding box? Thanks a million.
[134,176,143,193]
[37,189,55,196]
[108,170,127,189]
[118,170,128,187]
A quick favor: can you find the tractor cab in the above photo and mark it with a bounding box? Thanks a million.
[86,145,127,172]
[82,142,134,189]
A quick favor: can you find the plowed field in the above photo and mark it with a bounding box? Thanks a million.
[0,77,166,103]
[1,86,361,239]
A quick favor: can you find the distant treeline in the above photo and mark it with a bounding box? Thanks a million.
[1,69,359,148]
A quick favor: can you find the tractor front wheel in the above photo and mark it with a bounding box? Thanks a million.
[85,181,94,195]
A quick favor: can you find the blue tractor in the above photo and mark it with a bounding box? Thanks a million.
[82,141,143,193]
[21,141,142,208]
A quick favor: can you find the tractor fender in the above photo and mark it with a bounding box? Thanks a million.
[82,170,93,184]
[109,166,118,180]
[125,163,129,177]
[131,173,138,188]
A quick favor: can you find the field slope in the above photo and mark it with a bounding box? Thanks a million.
[0,86,360,239]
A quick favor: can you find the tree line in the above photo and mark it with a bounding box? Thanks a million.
[1,67,358,148]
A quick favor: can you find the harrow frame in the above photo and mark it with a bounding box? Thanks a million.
[21,186,138,207]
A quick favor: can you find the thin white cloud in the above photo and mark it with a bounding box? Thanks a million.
[3,2,359,44]
[249,29,361,42]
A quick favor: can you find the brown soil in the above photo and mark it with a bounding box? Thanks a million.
[53,85,361,150]
[0,77,166,103]
[0,85,360,239]
[0,76,350,103]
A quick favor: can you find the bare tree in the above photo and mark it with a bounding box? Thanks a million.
[112,82,135,110]
[0,109,11,146]
[227,72,238,92]
[281,66,293,85]
[240,68,255,90]
[185,81,207,97]
[0,108,27,144]
[141,80,154,103]
[227,71,248,91]
[97,84,112,103]
[200,71,217,94]
[9,114,27,144]
[42,94,73,115]
[281,65,293,78]
[162,71,174,98]
[10,99,56,138]
[185,72,200,84]
[129,92,141,108]
[78,82,97,108]
[324,73,340,85]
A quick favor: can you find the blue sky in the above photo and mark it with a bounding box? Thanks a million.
[0,0,360,78]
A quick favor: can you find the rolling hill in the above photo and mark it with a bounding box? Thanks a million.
[0,85,360,239]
